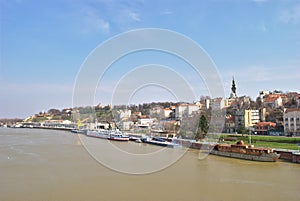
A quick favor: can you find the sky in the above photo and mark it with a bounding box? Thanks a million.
[0,0,300,118]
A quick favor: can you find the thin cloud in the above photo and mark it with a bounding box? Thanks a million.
[261,21,267,32]
[225,63,300,83]
[80,7,110,34]
[128,11,141,21]
[161,9,173,15]
[279,3,300,24]
[252,0,268,3]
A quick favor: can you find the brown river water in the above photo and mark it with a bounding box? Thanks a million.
[0,128,299,201]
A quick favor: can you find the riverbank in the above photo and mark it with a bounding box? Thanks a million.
[219,134,300,150]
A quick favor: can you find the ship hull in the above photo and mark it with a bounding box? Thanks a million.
[108,137,129,141]
[210,150,279,162]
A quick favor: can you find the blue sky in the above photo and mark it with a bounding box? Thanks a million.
[0,0,300,118]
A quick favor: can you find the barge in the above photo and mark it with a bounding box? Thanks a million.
[211,140,280,162]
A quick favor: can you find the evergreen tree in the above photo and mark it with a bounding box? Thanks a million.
[196,114,209,139]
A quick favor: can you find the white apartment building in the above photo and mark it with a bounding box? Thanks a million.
[175,104,199,118]
[284,108,300,136]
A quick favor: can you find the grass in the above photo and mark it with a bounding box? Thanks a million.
[252,141,299,150]
[217,133,300,150]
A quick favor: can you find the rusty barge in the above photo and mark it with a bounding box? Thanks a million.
[210,140,280,162]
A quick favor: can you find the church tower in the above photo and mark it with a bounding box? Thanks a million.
[230,77,237,98]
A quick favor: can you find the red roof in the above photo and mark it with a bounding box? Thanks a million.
[264,95,280,103]
[285,108,300,113]
[256,122,276,127]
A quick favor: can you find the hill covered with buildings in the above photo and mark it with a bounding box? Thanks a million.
[1,78,300,137]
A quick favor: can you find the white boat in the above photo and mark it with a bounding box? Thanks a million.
[135,138,142,143]
[141,136,181,148]
[86,129,110,139]
[108,131,130,141]
[71,129,87,134]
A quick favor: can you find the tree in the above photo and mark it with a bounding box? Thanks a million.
[48,109,61,115]
[196,114,209,139]
[237,125,248,135]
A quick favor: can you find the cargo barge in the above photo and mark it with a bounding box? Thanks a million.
[211,140,280,162]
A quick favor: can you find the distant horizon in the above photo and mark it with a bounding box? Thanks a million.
[1,88,299,119]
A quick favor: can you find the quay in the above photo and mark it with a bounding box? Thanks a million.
[9,127,300,163]
[273,148,300,163]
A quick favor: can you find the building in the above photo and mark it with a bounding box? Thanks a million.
[258,90,270,101]
[120,121,134,130]
[245,110,260,128]
[163,108,172,118]
[263,94,283,108]
[210,97,226,109]
[235,109,260,130]
[138,118,154,125]
[284,108,300,136]
[230,77,237,99]
[259,108,267,122]
[224,115,235,133]
[119,109,131,120]
[150,107,172,119]
[255,122,276,135]
[175,104,199,119]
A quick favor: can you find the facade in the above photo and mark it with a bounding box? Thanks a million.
[284,108,300,136]
[210,98,226,109]
[121,121,134,130]
[255,122,276,135]
[258,90,270,101]
[150,107,172,119]
[163,108,172,118]
[259,108,267,122]
[119,109,131,120]
[224,115,235,133]
[175,104,199,119]
[263,94,285,108]
[235,109,260,129]
[138,118,154,125]
[245,110,260,127]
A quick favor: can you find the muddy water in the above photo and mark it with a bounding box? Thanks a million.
[0,128,299,201]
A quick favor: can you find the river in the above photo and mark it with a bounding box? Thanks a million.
[0,128,299,201]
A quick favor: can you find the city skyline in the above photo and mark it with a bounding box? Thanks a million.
[1,0,300,118]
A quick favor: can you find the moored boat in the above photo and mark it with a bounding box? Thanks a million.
[86,129,110,139]
[108,131,130,141]
[210,140,280,162]
[141,136,181,148]
[135,138,142,143]
[71,129,87,134]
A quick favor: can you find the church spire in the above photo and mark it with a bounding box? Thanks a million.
[230,76,237,98]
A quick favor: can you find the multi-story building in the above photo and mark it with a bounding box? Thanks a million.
[175,104,199,119]
[255,122,276,135]
[224,115,235,133]
[210,97,226,109]
[150,107,172,119]
[235,109,260,130]
[284,108,300,136]
[119,109,131,120]
[263,94,283,108]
